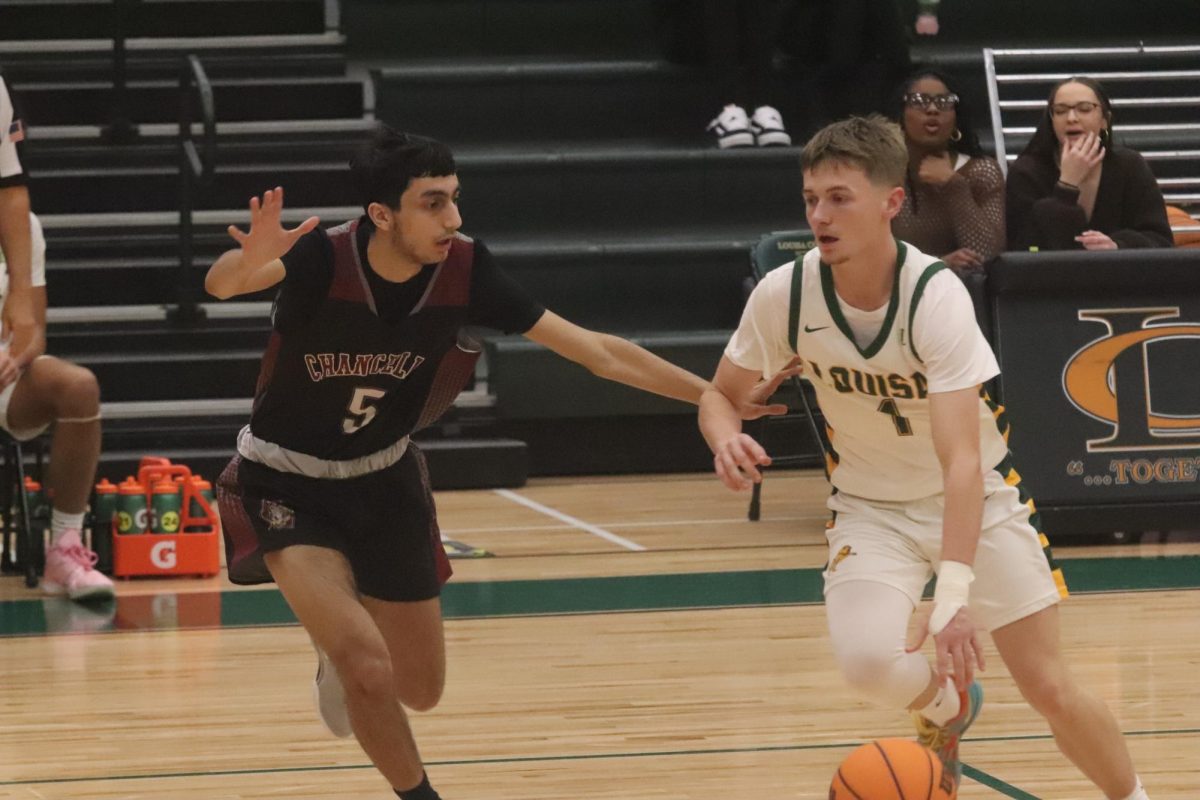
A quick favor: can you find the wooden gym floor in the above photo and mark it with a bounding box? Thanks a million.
[0,469,1196,799]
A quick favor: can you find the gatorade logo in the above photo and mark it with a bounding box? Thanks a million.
[150,540,177,570]
[1062,308,1200,452]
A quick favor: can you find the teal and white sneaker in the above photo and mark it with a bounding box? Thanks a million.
[912,680,984,789]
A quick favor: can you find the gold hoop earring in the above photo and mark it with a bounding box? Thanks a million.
[950,128,962,142]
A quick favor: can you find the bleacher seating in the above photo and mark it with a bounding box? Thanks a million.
[982,45,1200,233]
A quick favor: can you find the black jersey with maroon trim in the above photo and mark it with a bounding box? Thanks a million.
[248,219,478,459]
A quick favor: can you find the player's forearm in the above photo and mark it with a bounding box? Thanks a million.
[940,458,983,566]
[0,186,33,290]
[698,387,744,453]
[205,249,245,298]
[592,333,710,406]
[205,248,279,299]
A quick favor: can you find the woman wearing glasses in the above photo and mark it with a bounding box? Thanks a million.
[1006,76,1172,251]
[891,69,1006,274]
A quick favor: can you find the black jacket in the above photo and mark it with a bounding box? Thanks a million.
[1006,146,1173,251]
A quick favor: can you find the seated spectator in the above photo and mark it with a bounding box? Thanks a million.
[890,68,1005,273]
[0,213,110,601]
[1,74,110,601]
[1006,76,1173,251]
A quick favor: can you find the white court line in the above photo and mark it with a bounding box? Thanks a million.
[492,489,646,551]
[442,513,830,535]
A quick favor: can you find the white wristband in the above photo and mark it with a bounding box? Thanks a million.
[929,560,974,635]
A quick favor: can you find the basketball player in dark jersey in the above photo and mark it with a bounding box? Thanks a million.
[206,126,791,800]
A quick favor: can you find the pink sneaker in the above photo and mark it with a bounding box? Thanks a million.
[42,529,115,601]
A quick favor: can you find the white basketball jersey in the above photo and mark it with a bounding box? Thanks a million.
[730,241,1008,502]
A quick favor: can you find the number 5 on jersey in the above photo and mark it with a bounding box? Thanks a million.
[344,387,386,433]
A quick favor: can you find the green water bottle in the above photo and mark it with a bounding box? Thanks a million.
[150,480,182,534]
[185,475,216,532]
[91,478,118,573]
[116,476,148,535]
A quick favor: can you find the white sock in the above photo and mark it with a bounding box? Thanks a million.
[918,678,961,726]
[50,509,86,546]
[1118,777,1148,800]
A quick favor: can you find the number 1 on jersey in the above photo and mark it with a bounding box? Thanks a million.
[344,387,386,433]
[877,398,913,436]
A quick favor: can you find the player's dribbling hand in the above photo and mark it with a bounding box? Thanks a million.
[740,356,804,420]
[907,605,986,691]
[712,433,771,492]
[226,186,320,269]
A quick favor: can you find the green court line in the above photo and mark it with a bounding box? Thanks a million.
[1,555,1197,637]
[2,728,1195,790]
[962,764,1040,799]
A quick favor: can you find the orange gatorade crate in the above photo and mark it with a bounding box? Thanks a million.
[112,463,220,578]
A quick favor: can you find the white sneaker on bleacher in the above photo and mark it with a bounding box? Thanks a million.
[706,104,754,149]
[750,105,791,147]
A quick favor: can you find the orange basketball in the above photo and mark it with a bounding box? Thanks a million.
[829,738,955,799]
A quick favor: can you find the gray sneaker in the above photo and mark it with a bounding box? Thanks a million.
[313,647,353,738]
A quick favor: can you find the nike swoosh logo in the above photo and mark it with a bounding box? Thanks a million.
[804,325,829,333]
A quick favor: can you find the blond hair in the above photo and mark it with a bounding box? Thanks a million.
[800,115,907,188]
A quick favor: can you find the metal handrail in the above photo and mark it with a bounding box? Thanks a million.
[1138,150,1200,160]
[999,97,1200,110]
[997,70,1200,82]
[990,45,1200,58]
[1004,151,1200,161]
[983,48,1007,177]
[173,54,216,326]
[1003,123,1200,134]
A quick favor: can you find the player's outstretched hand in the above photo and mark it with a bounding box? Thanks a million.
[908,605,986,691]
[226,187,319,269]
[740,356,805,420]
[712,433,771,492]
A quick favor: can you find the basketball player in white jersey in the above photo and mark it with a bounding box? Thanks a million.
[699,116,1149,800]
